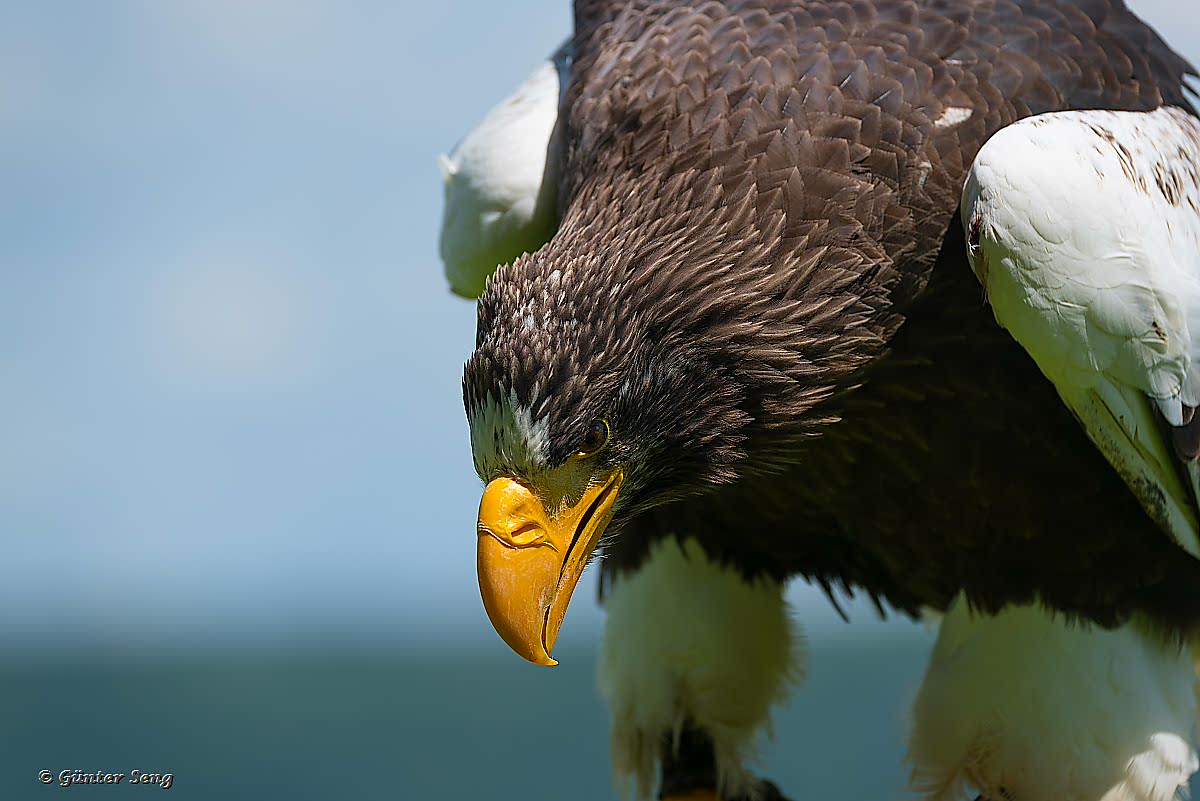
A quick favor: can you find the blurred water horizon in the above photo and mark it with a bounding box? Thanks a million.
[0,632,937,800]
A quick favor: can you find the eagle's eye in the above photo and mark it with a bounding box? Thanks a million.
[575,418,610,458]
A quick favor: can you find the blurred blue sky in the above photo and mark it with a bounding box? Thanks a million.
[1,1,1196,654]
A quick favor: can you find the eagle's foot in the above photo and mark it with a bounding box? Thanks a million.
[659,779,791,800]
[659,727,793,801]
[659,727,716,800]
[659,788,789,801]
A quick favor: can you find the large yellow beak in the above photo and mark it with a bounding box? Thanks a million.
[476,469,623,666]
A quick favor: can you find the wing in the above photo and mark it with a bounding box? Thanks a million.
[962,106,1200,557]
[437,43,570,298]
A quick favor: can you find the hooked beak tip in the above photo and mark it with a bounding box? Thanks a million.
[474,471,623,666]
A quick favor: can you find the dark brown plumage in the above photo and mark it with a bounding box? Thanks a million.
[467,0,1200,632]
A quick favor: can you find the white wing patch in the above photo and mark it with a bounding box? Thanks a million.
[438,44,569,298]
[962,106,1200,557]
[933,106,973,129]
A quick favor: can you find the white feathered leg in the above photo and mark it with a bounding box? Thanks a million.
[908,596,1198,801]
[598,537,804,800]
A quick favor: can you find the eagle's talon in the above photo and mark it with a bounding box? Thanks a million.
[659,779,792,801]
[659,727,718,799]
[659,727,793,801]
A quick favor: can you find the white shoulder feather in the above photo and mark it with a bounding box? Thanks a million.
[437,44,569,298]
[962,106,1200,556]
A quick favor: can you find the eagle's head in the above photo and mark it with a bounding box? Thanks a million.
[462,239,755,665]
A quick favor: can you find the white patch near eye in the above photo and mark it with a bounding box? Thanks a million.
[468,389,550,479]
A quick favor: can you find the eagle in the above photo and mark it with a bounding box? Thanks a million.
[439,2,1200,800]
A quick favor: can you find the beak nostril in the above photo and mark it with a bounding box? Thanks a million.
[508,521,546,546]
